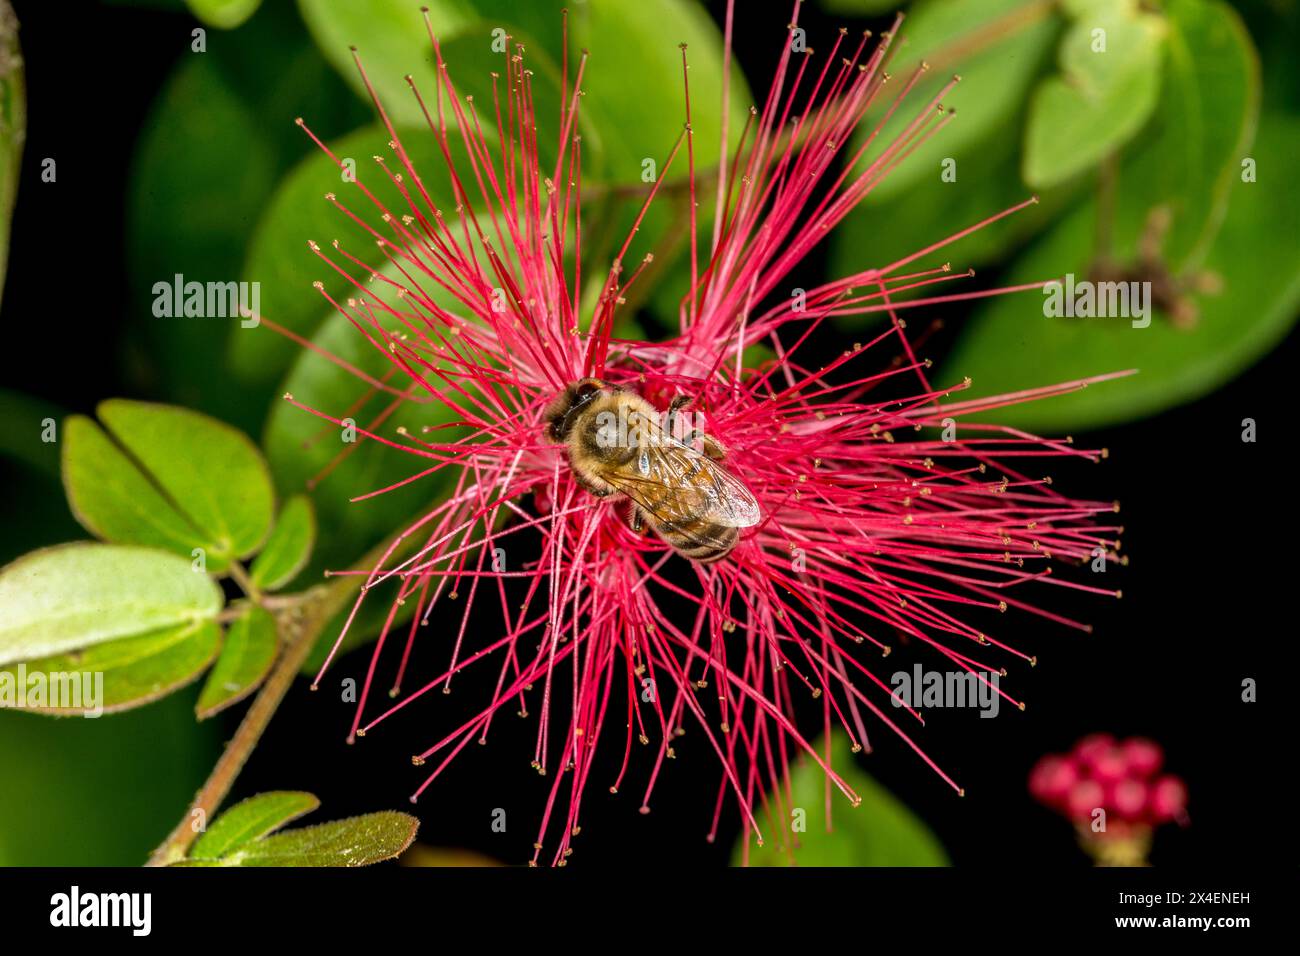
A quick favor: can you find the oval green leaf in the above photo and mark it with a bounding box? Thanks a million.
[1022,6,1166,188]
[944,113,1296,431]
[196,604,279,719]
[1,619,221,716]
[0,543,222,667]
[96,400,275,562]
[1122,0,1260,269]
[250,494,316,591]
[231,123,451,381]
[213,810,419,867]
[854,0,1062,202]
[569,0,752,185]
[190,790,320,859]
[185,0,262,30]
[264,261,464,577]
[62,415,233,574]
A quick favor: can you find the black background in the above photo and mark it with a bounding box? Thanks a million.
[1,0,1292,872]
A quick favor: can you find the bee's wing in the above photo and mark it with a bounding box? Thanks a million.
[600,437,761,531]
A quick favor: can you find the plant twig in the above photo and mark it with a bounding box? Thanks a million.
[144,584,338,866]
[144,527,427,866]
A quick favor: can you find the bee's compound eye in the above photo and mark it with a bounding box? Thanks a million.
[576,380,601,398]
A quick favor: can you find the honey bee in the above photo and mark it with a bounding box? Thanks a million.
[545,378,760,562]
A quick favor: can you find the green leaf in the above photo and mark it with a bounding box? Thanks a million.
[735,734,950,866]
[127,4,366,424]
[829,111,1068,296]
[127,54,278,418]
[1122,0,1259,269]
[0,543,222,667]
[185,0,261,29]
[1022,67,1159,187]
[297,0,475,129]
[205,810,419,866]
[0,389,64,480]
[942,111,1298,431]
[569,0,752,184]
[855,0,1062,202]
[1057,2,1166,97]
[95,400,275,563]
[0,695,219,865]
[62,415,233,573]
[196,604,278,718]
[297,1,573,158]
[1,619,221,716]
[0,5,22,305]
[263,265,463,576]
[231,122,453,381]
[1022,4,1166,188]
[190,791,320,859]
[251,495,316,590]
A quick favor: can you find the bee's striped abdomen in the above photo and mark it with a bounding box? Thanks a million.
[655,517,739,563]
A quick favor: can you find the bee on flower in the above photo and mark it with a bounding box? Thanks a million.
[282,2,1127,866]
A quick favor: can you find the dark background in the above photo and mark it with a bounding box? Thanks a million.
[0,0,1292,868]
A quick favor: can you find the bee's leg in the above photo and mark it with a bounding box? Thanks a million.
[629,503,646,534]
[668,393,723,456]
[665,394,692,442]
[699,433,727,460]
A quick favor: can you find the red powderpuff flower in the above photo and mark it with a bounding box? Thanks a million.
[1031,735,1189,834]
[281,4,1127,866]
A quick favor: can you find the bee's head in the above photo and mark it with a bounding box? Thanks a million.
[546,378,613,442]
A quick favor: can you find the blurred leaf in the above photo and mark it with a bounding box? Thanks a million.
[186,0,262,30]
[297,1,575,162]
[95,400,275,562]
[1023,4,1165,188]
[1057,1,1165,96]
[736,733,950,866]
[196,604,278,718]
[1023,70,1159,188]
[128,2,366,425]
[191,810,419,866]
[569,0,752,184]
[0,389,62,480]
[830,0,1062,281]
[857,0,1061,202]
[263,262,463,576]
[0,696,219,865]
[62,415,233,573]
[298,0,474,128]
[128,55,278,416]
[250,494,316,590]
[232,123,452,381]
[2,619,221,716]
[1122,0,1259,269]
[189,791,320,858]
[0,2,22,306]
[829,111,1069,294]
[943,111,1297,431]
[0,543,221,667]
